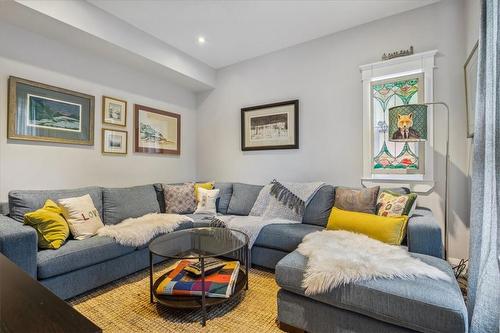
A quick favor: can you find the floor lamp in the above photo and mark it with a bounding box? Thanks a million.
[388,102,450,260]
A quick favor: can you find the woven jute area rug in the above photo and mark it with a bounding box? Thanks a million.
[69,262,281,333]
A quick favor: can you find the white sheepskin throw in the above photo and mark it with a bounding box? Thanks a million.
[97,213,193,247]
[297,230,450,295]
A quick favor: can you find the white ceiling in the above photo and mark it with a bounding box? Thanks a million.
[88,0,438,69]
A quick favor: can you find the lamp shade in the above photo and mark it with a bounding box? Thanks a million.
[388,104,428,142]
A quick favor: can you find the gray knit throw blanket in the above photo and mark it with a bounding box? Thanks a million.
[209,180,325,247]
[268,179,325,216]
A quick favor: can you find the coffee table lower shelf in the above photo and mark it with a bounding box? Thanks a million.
[152,268,247,309]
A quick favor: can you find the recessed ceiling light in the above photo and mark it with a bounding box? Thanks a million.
[197,36,206,45]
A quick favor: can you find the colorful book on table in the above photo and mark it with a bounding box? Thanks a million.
[156,260,240,298]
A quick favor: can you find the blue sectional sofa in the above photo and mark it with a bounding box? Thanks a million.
[0,182,467,332]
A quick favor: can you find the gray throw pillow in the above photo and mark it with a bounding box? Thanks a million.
[162,183,196,214]
[334,186,380,214]
[227,183,263,216]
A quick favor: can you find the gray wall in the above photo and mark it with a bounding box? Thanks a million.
[0,0,480,261]
[465,0,481,55]
[0,21,198,201]
[197,0,472,260]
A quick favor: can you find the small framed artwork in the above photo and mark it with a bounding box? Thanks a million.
[241,100,299,151]
[102,96,127,127]
[134,104,180,155]
[8,76,94,145]
[464,41,478,138]
[102,128,127,155]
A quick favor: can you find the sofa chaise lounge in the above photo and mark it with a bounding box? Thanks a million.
[0,182,467,332]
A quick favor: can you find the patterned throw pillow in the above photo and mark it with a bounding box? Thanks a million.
[194,182,214,202]
[163,183,197,214]
[334,186,380,214]
[376,190,417,217]
[194,188,220,215]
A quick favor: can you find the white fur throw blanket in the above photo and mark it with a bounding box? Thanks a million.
[97,213,193,247]
[210,215,299,248]
[297,230,450,295]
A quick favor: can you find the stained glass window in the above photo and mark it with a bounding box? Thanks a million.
[371,73,424,174]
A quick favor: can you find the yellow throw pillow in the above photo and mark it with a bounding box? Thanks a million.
[194,182,214,201]
[24,199,69,249]
[326,207,408,245]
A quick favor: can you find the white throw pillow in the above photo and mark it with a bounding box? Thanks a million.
[194,188,220,215]
[58,194,104,240]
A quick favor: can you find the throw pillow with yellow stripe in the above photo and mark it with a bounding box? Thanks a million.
[194,182,214,201]
[326,207,408,245]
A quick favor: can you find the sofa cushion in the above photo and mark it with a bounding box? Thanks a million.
[254,224,323,252]
[276,251,467,333]
[302,185,335,227]
[9,186,103,223]
[214,182,233,214]
[37,236,135,279]
[153,183,166,213]
[227,183,263,215]
[103,185,160,225]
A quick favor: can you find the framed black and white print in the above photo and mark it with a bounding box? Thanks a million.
[103,96,127,127]
[8,76,94,145]
[241,100,299,151]
[102,128,127,155]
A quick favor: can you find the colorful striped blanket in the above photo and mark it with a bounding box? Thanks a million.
[156,260,240,298]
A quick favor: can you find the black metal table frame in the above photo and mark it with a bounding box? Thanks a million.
[149,228,250,327]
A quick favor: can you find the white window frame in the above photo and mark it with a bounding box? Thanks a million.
[360,50,437,183]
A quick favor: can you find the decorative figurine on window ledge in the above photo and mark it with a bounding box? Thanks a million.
[382,46,414,61]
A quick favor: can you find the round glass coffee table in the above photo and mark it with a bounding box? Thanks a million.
[149,227,249,326]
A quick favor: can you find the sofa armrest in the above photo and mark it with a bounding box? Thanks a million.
[0,215,37,277]
[407,208,443,259]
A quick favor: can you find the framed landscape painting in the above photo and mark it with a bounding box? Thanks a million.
[102,129,127,155]
[241,100,299,151]
[102,96,127,127]
[8,76,94,145]
[134,104,180,155]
